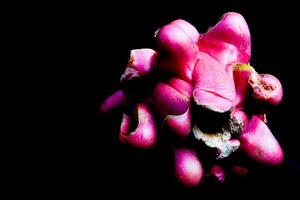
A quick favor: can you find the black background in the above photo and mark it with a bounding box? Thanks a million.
[43,1,300,198]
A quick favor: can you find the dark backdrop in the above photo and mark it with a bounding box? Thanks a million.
[54,1,300,198]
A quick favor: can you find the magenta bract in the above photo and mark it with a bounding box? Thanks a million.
[148,79,191,116]
[120,49,157,84]
[156,20,199,82]
[233,64,254,108]
[210,165,225,183]
[170,19,200,43]
[119,104,156,148]
[193,52,236,112]
[239,116,283,165]
[167,78,193,100]
[198,12,251,67]
[100,90,128,113]
[165,108,191,137]
[174,148,204,186]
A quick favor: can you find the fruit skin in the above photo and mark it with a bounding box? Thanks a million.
[170,19,200,43]
[160,78,193,137]
[233,64,255,108]
[100,90,128,113]
[174,148,204,187]
[119,104,156,148]
[167,78,193,100]
[210,165,225,183]
[165,108,191,137]
[148,78,192,117]
[198,12,251,67]
[120,49,157,84]
[192,52,236,113]
[249,73,283,106]
[156,19,200,82]
[239,116,284,165]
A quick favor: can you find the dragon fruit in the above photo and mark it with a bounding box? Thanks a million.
[100,12,284,187]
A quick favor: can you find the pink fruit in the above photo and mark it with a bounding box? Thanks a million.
[148,78,191,117]
[174,148,204,186]
[170,19,200,43]
[119,112,131,135]
[119,104,156,148]
[233,64,255,108]
[210,165,225,183]
[198,12,251,67]
[120,49,157,84]
[165,108,191,137]
[193,52,236,112]
[100,90,128,113]
[249,73,283,106]
[167,78,193,100]
[239,116,284,165]
[156,20,200,82]
[100,13,285,186]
